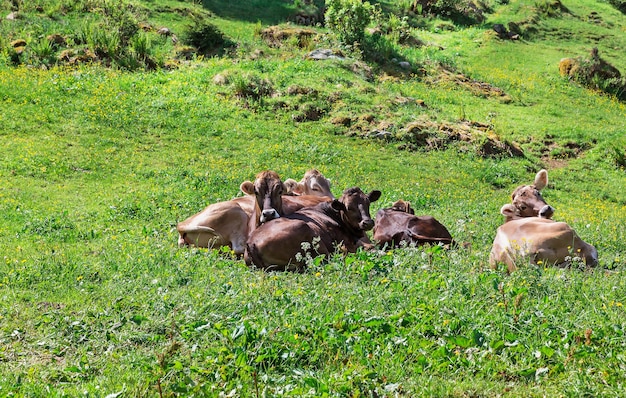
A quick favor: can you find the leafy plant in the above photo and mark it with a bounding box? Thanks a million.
[324,0,374,46]
[29,36,56,66]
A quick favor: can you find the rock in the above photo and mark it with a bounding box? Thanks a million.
[306,49,345,61]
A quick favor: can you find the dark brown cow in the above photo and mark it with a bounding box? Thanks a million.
[489,203,598,272]
[373,199,454,248]
[245,187,381,271]
[510,169,554,219]
[177,170,333,254]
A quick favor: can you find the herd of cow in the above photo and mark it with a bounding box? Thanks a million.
[176,169,598,273]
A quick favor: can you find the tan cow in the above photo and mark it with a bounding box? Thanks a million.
[510,169,554,219]
[284,169,335,198]
[489,203,598,272]
[177,170,333,254]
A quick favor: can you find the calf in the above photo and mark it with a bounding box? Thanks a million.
[489,203,598,272]
[373,199,454,248]
[245,187,381,271]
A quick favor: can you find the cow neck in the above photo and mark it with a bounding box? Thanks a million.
[249,201,262,232]
[339,207,365,237]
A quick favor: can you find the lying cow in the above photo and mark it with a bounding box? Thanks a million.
[245,187,381,272]
[284,169,335,198]
[177,170,333,254]
[489,203,598,272]
[509,169,554,219]
[239,170,332,228]
[373,199,454,248]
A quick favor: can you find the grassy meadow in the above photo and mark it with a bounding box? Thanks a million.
[1,0,626,396]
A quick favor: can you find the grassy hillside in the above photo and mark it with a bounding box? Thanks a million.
[1,0,626,396]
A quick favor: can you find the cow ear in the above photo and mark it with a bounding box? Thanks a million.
[368,190,382,203]
[284,179,303,195]
[407,202,415,215]
[500,204,517,218]
[283,178,300,194]
[331,199,346,213]
[534,169,548,190]
[240,181,255,195]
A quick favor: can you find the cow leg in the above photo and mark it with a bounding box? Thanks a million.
[231,233,247,257]
[574,237,598,267]
[178,233,188,247]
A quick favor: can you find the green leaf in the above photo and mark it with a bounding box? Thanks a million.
[130,315,148,325]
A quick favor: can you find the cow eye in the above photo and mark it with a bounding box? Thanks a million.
[519,205,527,211]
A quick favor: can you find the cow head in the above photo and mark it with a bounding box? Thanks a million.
[510,169,554,219]
[332,187,381,232]
[391,199,414,215]
[500,203,554,222]
[240,170,286,223]
[284,169,334,198]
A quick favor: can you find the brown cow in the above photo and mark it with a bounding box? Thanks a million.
[239,170,333,228]
[245,187,381,271]
[510,169,554,219]
[373,199,454,248]
[177,170,333,254]
[489,203,598,272]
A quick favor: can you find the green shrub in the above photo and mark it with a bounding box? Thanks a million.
[89,0,141,46]
[324,0,373,45]
[566,51,626,100]
[183,17,232,56]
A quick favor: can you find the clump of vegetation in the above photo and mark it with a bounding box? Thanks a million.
[324,0,374,46]
[231,72,275,102]
[559,48,626,101]
[182,17,234,56]
[611,146,626,169]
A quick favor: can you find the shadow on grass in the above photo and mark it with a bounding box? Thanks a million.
[202,0,293,24]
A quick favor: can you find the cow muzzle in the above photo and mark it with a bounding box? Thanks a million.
[260,208,280,223]
[539,205,554,219]
[359,218,374,231]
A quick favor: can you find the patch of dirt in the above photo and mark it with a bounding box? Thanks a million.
[427,66,513,103]
[395,118,524,157]
[540,139,593,160]
[260,26,317,48]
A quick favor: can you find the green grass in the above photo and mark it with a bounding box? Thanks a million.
[1,0,626,395]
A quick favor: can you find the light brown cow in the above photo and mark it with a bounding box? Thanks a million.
[245,187,381,272]
[373,199,454,248]
[177,170,333,254]
[510,169,554,219]
[284,169,335,198]
[489,203,598,272]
